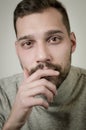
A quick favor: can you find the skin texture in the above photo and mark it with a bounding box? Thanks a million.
[3,7,76,130]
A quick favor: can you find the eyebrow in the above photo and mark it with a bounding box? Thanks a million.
[17,29,64,42]
[17,35,32,41]
[45,30,64,36]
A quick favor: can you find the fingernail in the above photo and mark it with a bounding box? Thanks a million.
[55,71,59,75]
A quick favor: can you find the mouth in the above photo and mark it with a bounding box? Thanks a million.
[29,63,61,76]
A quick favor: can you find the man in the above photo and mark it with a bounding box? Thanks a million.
[0,0,86,130]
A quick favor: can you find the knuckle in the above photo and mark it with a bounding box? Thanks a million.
[41,86,47,94]
[53,85,56,92]
[47,91,53,102]
[41,78,47,84]
[50,93,53,100]
[39,98,46,105]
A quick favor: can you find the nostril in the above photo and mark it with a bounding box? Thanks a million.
[36,58,51,64]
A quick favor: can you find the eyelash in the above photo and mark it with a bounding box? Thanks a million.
[20,40,33,49]
[47,35,63,44]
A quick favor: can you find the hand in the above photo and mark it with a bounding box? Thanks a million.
[3,69,59,130]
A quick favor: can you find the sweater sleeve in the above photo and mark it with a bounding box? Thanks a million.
[0,83,11,130]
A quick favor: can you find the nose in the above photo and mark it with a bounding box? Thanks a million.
[36,43,52,63]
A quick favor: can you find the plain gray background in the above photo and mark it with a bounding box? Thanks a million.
[0,0,86,78]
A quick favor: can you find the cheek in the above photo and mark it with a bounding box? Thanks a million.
[17,50,35,69]
[51,44,71,64]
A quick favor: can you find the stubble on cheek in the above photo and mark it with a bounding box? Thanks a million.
[18,49,71,88]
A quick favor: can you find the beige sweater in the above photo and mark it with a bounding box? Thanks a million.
[0,66,86,130]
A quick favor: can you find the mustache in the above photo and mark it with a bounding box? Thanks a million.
[29,62,61,76]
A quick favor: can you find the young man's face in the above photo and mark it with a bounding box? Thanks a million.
[15,7,76,87]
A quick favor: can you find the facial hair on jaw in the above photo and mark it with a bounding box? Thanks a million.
[28,61,70,88]
[19,55,71,88]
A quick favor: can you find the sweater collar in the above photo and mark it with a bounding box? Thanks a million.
[51,66,79,106]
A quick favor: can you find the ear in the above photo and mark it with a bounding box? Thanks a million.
[70,32,76,53]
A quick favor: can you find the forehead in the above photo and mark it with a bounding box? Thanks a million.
[16,7,67,38]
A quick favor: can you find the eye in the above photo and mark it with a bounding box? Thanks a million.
[48,35,62,44]
[20,40,33,49]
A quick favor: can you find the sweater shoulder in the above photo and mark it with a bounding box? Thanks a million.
[72,66,86,77]
[0,73,23,103]
[0,73,23,88]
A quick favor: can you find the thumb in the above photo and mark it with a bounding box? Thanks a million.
[23,68,29,80]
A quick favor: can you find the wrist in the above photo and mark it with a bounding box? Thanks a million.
[2,119,23,130]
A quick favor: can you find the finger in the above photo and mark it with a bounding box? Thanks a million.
[26,69,59,82]
[24,97,49,109]
[22,86,54,103]
[23,68,29,80]
[24,78,57,95]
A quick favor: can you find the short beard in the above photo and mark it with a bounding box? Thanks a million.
[19,54,71,88]
[29,61,71,88]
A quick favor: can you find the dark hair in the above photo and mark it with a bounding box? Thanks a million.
[14,0,71,35]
